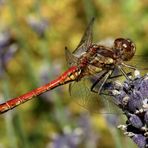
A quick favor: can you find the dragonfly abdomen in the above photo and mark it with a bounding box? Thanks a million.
[0,66,80,114]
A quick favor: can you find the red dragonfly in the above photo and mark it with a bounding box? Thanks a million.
[0,18,139,114]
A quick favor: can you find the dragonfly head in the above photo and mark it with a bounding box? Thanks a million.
[114,38,136,61]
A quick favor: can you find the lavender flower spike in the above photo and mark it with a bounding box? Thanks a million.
[108,70,148,148]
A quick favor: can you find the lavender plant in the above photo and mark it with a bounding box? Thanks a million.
[27,16,49,37]
[47,113,99,148]
[107,70,148,148]
[0,30,18,76]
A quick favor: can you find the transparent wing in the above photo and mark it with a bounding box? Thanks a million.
[73,18,94,57]
[65,47,78,67]
[69,75,123,114]
[124,55,148,75]
[64,18,94,67]
[97,38,114,48]
[69,78,100,113]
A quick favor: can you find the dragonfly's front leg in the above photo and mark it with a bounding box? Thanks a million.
[118,65,132,80]
[109,72,132,79]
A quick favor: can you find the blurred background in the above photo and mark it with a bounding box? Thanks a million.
[0,0,148,148]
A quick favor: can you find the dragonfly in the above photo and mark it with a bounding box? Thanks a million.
[0,18,140,114]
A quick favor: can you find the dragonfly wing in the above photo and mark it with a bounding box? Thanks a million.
[124,55,148,75]
[73,17,95,57]
[69,78,102,113]
[69,74,123,114]
[97,38,114,48]
[65,47,78,67]
[90,72,123,114]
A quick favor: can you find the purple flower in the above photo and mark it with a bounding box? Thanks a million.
[129,114,143,129]
[144,111,148,125]
[132,134,147,148]
[107,71,148,147]
[47,113,99,148]
[0,30,18,76]
[49,128,83,148]
[27,16,49,37]
[77,113,99,147]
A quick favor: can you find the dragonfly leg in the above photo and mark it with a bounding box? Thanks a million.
[121,62,136,70]
[118,65,130,80]
[91,71,108,93]
[91,70,112,94]
[109,72,132,79]
[98,70,113,94]
[91,69,132,94]
[96,71,133,97]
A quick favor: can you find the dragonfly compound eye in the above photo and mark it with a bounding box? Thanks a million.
[114,38,136,61]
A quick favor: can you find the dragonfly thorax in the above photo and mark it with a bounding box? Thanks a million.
[77,45,115,77]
